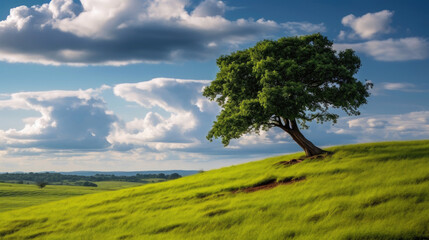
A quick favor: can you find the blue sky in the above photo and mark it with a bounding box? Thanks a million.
[0,0,428,172]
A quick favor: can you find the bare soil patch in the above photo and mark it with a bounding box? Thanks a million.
[275,158,303,166]
[275,152,332,166]
[232,177,305,193]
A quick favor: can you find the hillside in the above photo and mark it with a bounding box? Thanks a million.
[0,140,428,240]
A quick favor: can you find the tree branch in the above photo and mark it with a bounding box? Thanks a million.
[269,115,281,127]
[290,119,299,130]
[281,117,291,130]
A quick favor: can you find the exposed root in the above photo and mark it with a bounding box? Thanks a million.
[307,151,333,159]
[232,177,305,193]
[275,152,332,166]
[275,158,303,166]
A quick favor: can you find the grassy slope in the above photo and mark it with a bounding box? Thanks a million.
[0,140,428,240]
[0,181,145,213]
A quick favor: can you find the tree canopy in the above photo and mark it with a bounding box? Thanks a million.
[203,34,372,156]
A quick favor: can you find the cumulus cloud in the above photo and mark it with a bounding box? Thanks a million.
[282,22,326,36]
[341,10,394,39]
[192,0,226,17]
[109,78,217,151]
[0,87,116,150]
[334,38,429,61]
[336,10,428,61]
[0,0,280,66]
[329,111,429,142]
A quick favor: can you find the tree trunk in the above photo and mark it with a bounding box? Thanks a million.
[288,127,325,157]
[276,118,325,157]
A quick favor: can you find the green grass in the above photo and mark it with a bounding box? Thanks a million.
[0,140,428,239]
[93,181,150,190]
[0,181,146,213]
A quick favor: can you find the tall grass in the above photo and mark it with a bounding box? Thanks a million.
[0,140,428,239]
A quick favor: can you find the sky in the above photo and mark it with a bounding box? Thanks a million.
[0,0,428,172]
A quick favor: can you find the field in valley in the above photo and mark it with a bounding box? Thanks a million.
[0,181,146,213]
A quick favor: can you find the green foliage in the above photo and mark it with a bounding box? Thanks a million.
[75,181,98,187]
[203,34,372,145]
[36,182,47,189]
[0,140,428,239]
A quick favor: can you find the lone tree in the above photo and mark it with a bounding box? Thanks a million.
[36,182,47,189]
[203,34,372,157]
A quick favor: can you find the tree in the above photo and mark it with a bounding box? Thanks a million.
[203,34,372,157]
[168,173,182,180]
[36,182,47,189]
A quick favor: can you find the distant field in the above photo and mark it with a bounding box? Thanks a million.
[0,181,146,213]
[93,181,161,190]
[0,140,428,239]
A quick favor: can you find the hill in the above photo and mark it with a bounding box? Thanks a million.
[0,140,428,239]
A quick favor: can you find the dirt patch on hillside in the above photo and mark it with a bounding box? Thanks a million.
[232,177,305,193]
[275,158,303,166]
[275,152,332,166]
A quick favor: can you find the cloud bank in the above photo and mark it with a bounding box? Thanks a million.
[334,37,429,61]
[329,111,429,142]
[0,78,311,161]
[0,87,116,150]
[0,79,428,171]
[0,0,278,66]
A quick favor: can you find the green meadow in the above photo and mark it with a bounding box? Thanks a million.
[0,140,428,239]
[0,181,146,213]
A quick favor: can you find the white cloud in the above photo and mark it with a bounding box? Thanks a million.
[382,82,419,91]
[341,10,394,39]
[113,78,211,113]
[383,82,414,91]
[109,78,216,150]
[0,87,116,150]
[282,22,326,35]
[369,82,425,96]
[334,38,429,61]
[337,30,347,40]
[336,10,428,62]
[329,111,429,142]
[233,130,289,146]
[192,0,226,17]
[0,0,280,66]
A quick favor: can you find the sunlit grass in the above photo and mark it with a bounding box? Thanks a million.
[93,181,153,190]
[0,181,146,213]
[0,140,428,239]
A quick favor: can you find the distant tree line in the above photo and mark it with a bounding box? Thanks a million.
[0,172,182,187]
